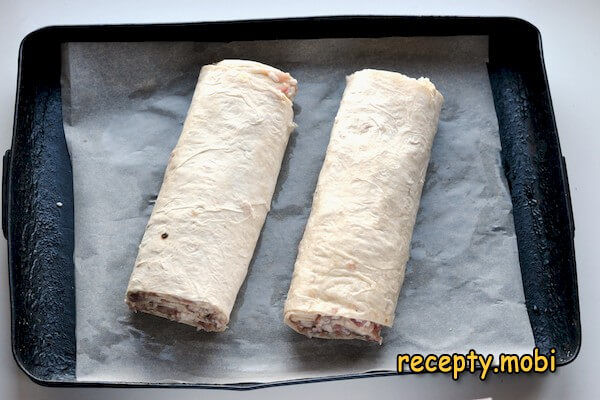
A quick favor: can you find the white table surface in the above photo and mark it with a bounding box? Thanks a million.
[0,1,598,399]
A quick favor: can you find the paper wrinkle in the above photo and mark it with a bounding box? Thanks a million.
[61,36,534,384]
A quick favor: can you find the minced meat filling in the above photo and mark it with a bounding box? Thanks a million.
[290,314,382,344]
[126,291,225,332]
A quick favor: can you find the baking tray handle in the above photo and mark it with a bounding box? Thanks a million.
[2,149,10,239]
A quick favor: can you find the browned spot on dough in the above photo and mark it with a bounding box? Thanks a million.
[161,232,169,239]
[346,261,356,271]
[191,210,199,216]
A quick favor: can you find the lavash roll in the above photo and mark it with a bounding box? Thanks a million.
[126,60,297,332]
[284,69,443,343]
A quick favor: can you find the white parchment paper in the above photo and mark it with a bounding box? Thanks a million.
[61,36,535,384]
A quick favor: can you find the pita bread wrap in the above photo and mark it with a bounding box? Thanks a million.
[284,69,443,343]
[126,60,297,332]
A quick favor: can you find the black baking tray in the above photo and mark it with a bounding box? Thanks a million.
[2,16,579,388]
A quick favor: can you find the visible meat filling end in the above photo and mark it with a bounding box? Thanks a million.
[126,291,227,332]
[289,314,382,344]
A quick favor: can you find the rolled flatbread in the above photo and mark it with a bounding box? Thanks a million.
[283,69,443,343]
[126,60,297,332]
